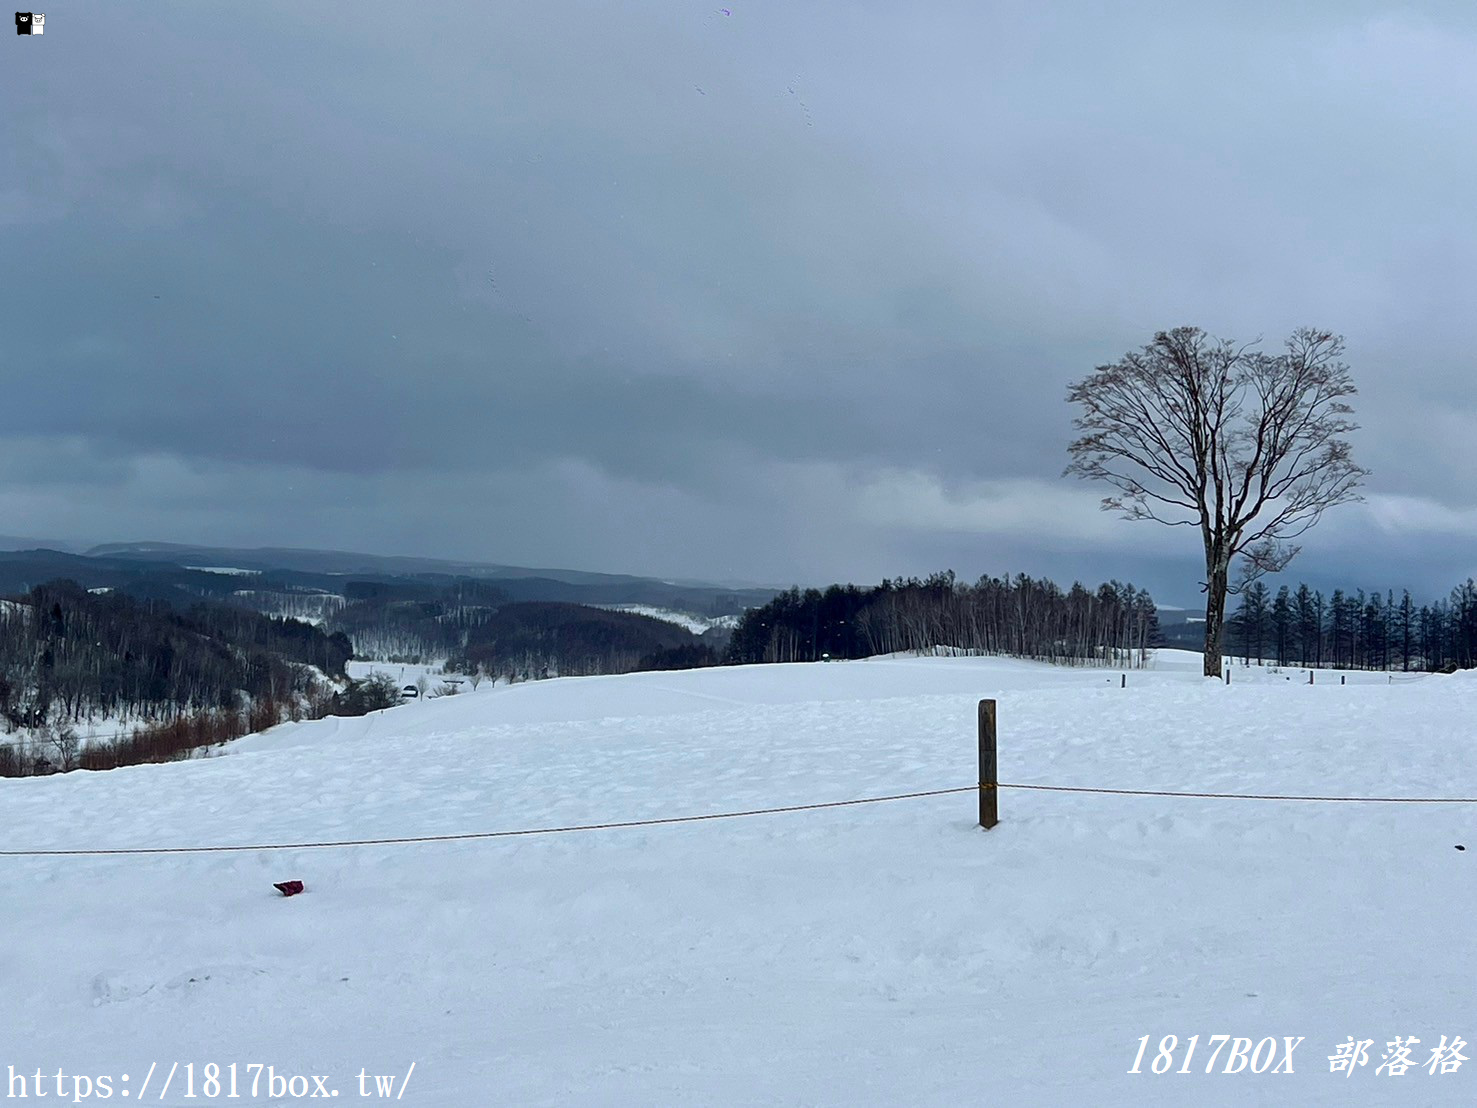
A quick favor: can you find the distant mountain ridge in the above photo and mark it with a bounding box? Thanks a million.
[0,544,777,618]
[83,542,771,590]
[0,535,88,554]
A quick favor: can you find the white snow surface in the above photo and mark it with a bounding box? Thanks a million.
[5,650,1477,1104]
[594,604,741,633]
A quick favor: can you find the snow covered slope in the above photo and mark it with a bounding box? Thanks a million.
[4,653,1476,1105]
[592,604,742,633]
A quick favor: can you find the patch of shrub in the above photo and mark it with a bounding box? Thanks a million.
[328,672,402,717]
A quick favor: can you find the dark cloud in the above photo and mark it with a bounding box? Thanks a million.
[3,2,1475,603]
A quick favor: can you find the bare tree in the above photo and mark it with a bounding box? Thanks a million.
[1065,326,1368,677]
[47,722,81,773]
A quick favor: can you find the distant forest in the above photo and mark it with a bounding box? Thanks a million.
[14,558,1474,779]
[0,545,768,664]
[316,579,511,661]
[0,580,352,730]
[725,572,1161,667]
[1226,579,1477,672]
[439,575,1162,678]
[452,602,721,680]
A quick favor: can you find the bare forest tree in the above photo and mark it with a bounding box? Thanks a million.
[727,575,1159,668]
[1065,327,1368,677]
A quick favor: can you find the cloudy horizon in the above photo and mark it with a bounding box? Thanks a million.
[6,2,1477,607]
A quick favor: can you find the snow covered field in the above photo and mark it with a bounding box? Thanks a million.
[593,604,741,634]
[346,659,461,691]
[4,651,1476,1105]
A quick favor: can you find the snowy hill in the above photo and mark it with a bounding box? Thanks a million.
[5,652,1476,1104]
[593,603,742,634]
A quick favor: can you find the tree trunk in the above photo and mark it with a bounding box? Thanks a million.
[1202,556,1230,678]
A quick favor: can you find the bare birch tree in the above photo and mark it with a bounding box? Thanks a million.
[1065,326,1368,678]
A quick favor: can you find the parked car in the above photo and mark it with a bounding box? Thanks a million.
[400,685,419,699]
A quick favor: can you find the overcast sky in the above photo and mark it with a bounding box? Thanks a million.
[4,2,1476,604]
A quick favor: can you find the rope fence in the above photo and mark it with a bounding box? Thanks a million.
[5,780,1477,858]
[1000,782,1477,803]
[6,683,1475,857]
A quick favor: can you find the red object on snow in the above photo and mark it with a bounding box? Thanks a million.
[273,880,305,897]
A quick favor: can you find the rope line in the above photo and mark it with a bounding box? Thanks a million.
[998,782,1477,803]
[0,786,977,857]
[5,781,1477,858]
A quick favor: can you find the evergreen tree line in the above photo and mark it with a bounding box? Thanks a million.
[1228,578,1477,672]
[725,572,1161,666]
[0,579,353,731]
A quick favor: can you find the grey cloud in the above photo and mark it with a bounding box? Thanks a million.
[3,1,1476,604]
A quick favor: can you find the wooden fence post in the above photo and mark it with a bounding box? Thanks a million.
[1121,673,1126,688]
[978,698,998,830]
[1341,675,1346,685]
[1309,670,1314,685]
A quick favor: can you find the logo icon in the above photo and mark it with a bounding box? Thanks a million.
[15,11,42,34]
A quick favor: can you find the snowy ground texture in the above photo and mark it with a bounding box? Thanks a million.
[4,650,1477,1105]
[592,604,741,634]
